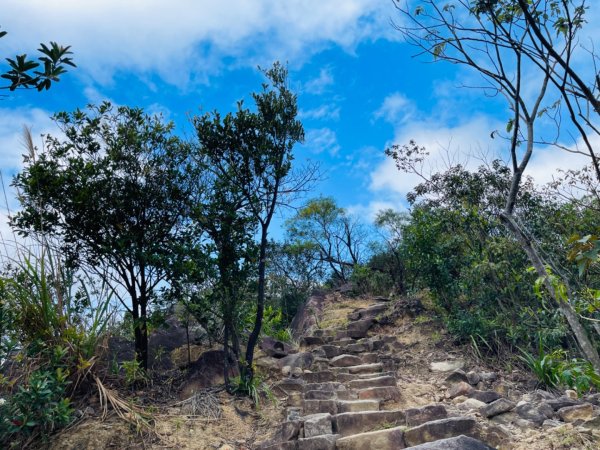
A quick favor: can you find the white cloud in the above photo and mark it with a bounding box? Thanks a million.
[347,200,405,222]
[369,114,504,198]
[303,127,340,156]
[303,68,335,95]
[373,92,416,124]
[1,0,397,87]
[299,104,340,121]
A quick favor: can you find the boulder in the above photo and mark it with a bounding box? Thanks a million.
[277,352,313,370]
[179,350,238,398]
[515,403,551,426]
[260,336,297,358]
[290,290,327,338]
[557,403,594,422]
[481,398,516,418]
[346,319,376,339]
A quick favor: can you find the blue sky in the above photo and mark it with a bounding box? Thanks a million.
[0,1,596,240]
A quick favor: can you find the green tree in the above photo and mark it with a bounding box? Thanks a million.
[1,26,74,92]
[193,62,307,385]
[286,197,368,283]
[11,102,192,369]
[393,0,600,370]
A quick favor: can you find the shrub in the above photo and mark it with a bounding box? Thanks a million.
[0,369,73,446]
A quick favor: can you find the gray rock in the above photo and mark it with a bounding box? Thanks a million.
[336,427,405,450]
[303,413,332,438]
[467,371,481,385]
[557,403,594,422]
[481,398,516,418]
[405,404,448,427]
[404,417,479,447]
[404,435,495,449]
[515,403,549,426]
[546,397,582,411]
[297,433,339,450]
[447,381,475,399]
[280,421,301,441]
[330,354,363,367]
[445,369,469,384]
[277,352,313,370]
[470,390,501,404]
[430,360,465,372]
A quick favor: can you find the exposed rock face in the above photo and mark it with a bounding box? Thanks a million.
[290,290,327,338]
[179,350,238,398]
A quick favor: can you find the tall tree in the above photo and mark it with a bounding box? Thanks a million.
[393,1,600,369]
[11,103,191,369]
[193,62,308,384]
[286,197,367,283]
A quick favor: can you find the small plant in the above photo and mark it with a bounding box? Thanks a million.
[230,374,275,408]
[519,343,600,394]
[121,359,149,387]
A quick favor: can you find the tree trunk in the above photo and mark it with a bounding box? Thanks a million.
[500,212,600,372]
[244,225,268,382]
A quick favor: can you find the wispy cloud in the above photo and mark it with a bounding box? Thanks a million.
[303,127,340,156]
[303,68,335,95]
[373,92,416,124]
[299,104,340,121]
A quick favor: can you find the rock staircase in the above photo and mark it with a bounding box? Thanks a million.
[255,297,497,450]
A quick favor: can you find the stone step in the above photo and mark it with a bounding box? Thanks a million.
[405,435,495,449]
[348,375,397,390]
[335,363,384,375]
[357,386,401,402]
[334,410,406,437]
[321,345,343,359]
[297,433,339,450]
[358,353,380,364]
[330,354,363,367]
[403,417,479,447]
[303,412,333,437]
[303,399,338,415]
[302,371,335,383]
[337,371,397,383]
[335,426,405,450]
[337,399,381,413]
[305,390,336,400]
[303,381,346,393]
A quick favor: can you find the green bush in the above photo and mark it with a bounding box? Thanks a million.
[0,249,112,446]
[350,264,394,296]
[0,369,73,446]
